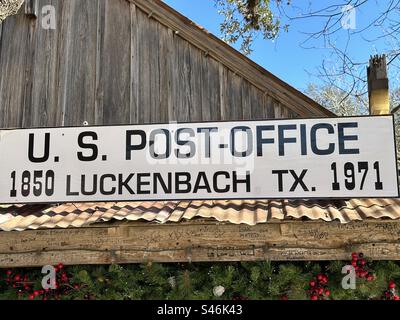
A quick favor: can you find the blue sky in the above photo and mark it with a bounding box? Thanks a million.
[163,0,395,93]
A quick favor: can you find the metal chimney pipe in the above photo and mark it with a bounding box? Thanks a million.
[367,55,390,115]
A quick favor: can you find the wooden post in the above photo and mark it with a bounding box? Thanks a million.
[367,55,389,115]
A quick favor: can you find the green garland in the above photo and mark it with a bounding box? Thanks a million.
[0,256,400,300]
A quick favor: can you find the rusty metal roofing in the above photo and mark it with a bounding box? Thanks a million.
[0,198,399,231]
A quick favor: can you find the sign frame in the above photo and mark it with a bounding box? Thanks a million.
[0,114,398,204]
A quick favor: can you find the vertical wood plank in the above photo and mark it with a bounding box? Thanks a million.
[0,12,31,128]
[149,18,160,123]
[137,8,151,123]
[228,71,242,120]
[273,98,283,119]
[241,80,252,120]
[129,3,139,124]
[167,29,179,122]
[201,56,221,121]
[25,0,63,127]
[188,45,202,121]
[58,0,98,126]
[219,64,227,120]
[158,25,173,123]
[264,94,276,119]
[282,105,290,118]
[172,37,191,122]
[250,87,266,120]
[94,0,106,125]
[99,0,131,125]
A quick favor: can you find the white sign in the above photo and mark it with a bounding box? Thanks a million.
[0,116,398,204]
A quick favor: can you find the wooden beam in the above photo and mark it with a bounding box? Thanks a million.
[1,219,400,267]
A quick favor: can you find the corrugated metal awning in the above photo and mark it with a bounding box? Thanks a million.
[1,198,400,231]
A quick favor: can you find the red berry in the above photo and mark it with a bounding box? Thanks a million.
[360,271,368,278]
[14,274,21,281]
[359,259,366,266]
[317,274,324,281]
[394,295,400,300]
[39,290,44,295]
[320,277,328,285]
[351,261,357,267]
[6,270,12,276]
[310,295,318,301]
[73,284,80,289]
[24,285,30,291]
[57,263,64,270]
[33,290,40,296]
[281,295,288,300]
[324,289,331,296]
[317,288,324,295]
[351,252,358,260]
[309,280,316,287]
[28,294,35,300]
[367,274,375,282]
[389,281,396,289]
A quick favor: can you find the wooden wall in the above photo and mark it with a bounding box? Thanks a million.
[0,0,299,129]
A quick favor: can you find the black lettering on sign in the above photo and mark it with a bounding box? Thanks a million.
[66,175,79,196]
[28,133,50,163]
[256,125,274,156]
[278,125,297,156]
[272,170,289,192]
[175,172,192,193]
[310,123,335,155]
[338,122,359,154]
[213,171,230,193]
[230,126,253,157]
[233,171,251,192]
[149,129,171,159]
[137,173,151,194]
[81,174,97,195]
[153,173,172,194]
[126,130,146,160]
[290,169,309,192]
[175,128,196,159]
[197,127,218,158]
[100,174,116,195]
[77,132,98,161]
[193,171,212,193]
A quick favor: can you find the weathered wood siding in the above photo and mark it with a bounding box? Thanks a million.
[0,0,299,129]
[1,219,400,267]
